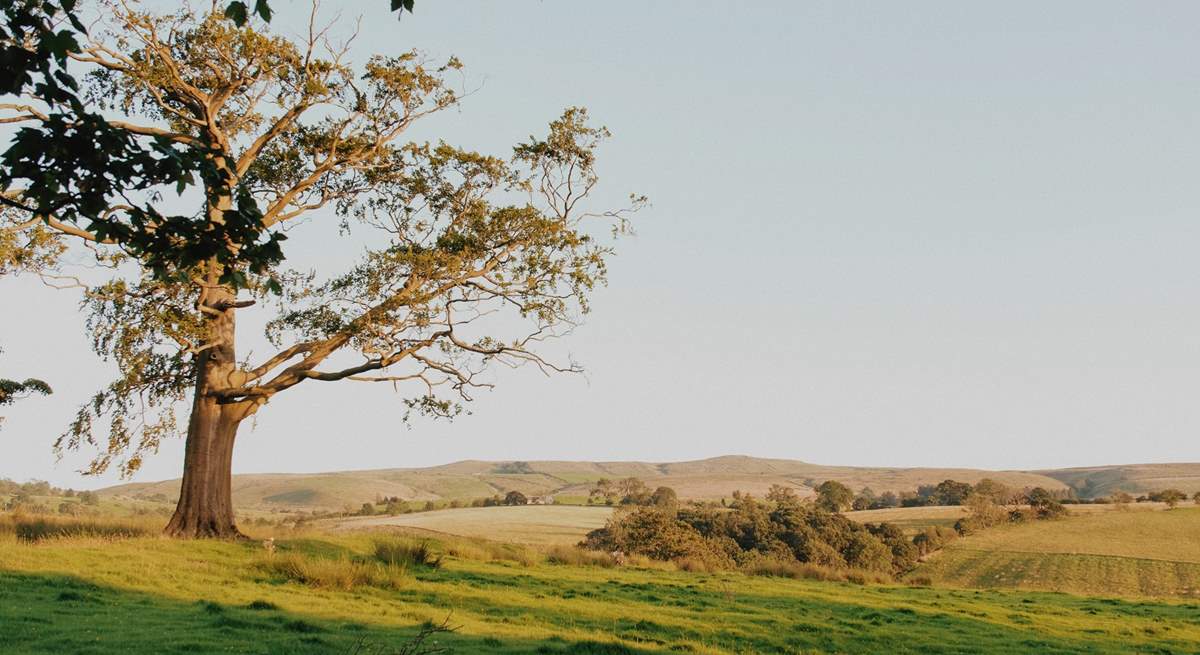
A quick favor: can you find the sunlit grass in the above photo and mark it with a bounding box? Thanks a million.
[4,519,1200,653]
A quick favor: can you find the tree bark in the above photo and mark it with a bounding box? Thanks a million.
[164,283,253,539]
[163,398,244,538]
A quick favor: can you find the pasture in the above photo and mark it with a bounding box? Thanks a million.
[913,507,1200,598]
[335,505,615,545]
[3,521,1200,654]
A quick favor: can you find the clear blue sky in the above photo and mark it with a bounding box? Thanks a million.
[3,1,1199,488]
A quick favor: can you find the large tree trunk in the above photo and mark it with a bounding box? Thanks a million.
[165,284,252,539]
[164,399,244,538]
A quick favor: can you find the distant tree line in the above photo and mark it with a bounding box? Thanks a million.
[355,490,557,517]
[0,478,102,513]
[810,478,1195,513]
[588,478,679,508]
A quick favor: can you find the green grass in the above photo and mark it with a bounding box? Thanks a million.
[914,507,1200,597]
[4,523,1200,653]
[847,506,970,534]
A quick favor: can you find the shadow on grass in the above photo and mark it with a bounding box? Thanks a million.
[0,571,672,655]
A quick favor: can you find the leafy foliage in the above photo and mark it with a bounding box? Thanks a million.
[583,492,926,575]
[1,2,640,485]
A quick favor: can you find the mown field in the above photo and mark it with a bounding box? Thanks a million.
[913,507,1200,598]
[4,520,1200,655]
[336,505,615,545]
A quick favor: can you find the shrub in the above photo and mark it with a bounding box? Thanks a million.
[1149,489,1187,508]
[912,526,957,557]
[503,491,528,506]
[1026,488,1067,519]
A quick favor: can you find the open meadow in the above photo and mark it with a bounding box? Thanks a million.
[913,506,1200,598]
[4,515,1200,654]
[334,505,616,546]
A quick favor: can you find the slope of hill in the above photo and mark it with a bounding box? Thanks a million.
[911,506,1200,598]
[99,455,1073,511]
[1039,462,1200,498]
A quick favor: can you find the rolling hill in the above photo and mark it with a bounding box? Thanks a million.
[1039,462,1200,498]
[100,454,1075,511]
[99,455,1200,513]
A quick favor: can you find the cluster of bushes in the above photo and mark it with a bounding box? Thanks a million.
[582,486,929,576]
[588,478,678,508]
[953,486,1067,534]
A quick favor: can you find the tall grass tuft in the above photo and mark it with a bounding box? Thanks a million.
[0,513,152,543]
[544,545,618,567]
[373,538,442,569]
[255,554,406,591]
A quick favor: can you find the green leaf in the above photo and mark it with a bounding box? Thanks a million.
[253,0,273,22]
[223,2,249,26]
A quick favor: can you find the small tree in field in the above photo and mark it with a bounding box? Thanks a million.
[2,3,639,538]
[814,480,853,513]
[503,491,528,506]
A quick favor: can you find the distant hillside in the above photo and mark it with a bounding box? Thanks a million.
[100,455,1082,512]
[1039,462,1200,498]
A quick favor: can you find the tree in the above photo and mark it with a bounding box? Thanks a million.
[1150,488,1187,508]
[814,480,853,513]
[971,478,1013,506]
[851,487,876,511]
[765,484,798,505]
[0,0,426,439]
[1025,487,1066,519]
[503,491,528,506]
[1193,491,1200,505]
[1109,491,1134,507]
[649,486,678,510]
[932,479,972,506]
[5,4,639,538]
[875,491,900,508]
[617,477,650,505]
[589,478,617,505]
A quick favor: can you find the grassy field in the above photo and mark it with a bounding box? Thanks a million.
[847,506,970,532]
[335,505,615,546]
[913,507,1200,598]
[846,502,1174,534]
[4,521,1200,654]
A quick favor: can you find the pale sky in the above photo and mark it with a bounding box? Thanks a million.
[3,1,1199,488]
